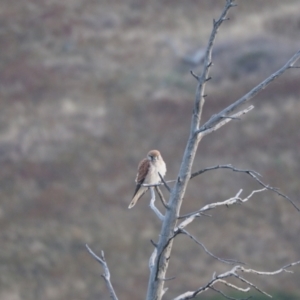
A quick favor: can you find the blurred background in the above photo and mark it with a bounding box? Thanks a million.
[1,0,300,299]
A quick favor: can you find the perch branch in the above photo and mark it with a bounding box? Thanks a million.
[149,187,165,221]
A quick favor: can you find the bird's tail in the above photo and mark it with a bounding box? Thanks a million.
[128,186,148,209]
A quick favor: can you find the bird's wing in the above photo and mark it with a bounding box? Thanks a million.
[135,158,150,184]
[128,158,150,209]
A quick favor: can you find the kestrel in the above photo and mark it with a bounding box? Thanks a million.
[128,150,166,209]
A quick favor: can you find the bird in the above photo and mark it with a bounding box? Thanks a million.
[128,150,166,209]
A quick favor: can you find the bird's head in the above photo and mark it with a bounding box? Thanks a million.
[147,149,161,162]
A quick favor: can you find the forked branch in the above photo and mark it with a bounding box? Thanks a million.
[198,50,300,133]
[173,261,300,300]
[178,188,267,220]
[146,0,300,297]
[86,245,119,300]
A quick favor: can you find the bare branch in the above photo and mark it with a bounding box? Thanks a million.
[173,269,247,300]
[155,231,179,281]
[179,188,267,219]
[191,164,300,211]
[159,172,172,193]
[199,105,254,136]
[192,0,235,130]
[239,260,300,276]
[85,245,119,300]
[198,50,300,133]
[155,186,168,209]
[149,187,165,221]
[173,261,300,300]
[217,279,250,293]
[176,213,198,228]
[190,70,199,80]
[178,228,243,265]
[233,274,271,298]
[147,3,238,298]
[146,0,300,298]
[210,286,251,300]
[191,164,261,179]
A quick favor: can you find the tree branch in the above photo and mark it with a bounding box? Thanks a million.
[159,172,172,193]
[146,3,237,299]
[210,286,252,300]
[85,245,119,300]
[198,50,300,134]
[199,105,254,136]
[191,164,261,179]
[145,0,300,298]
[192,0,235,131]
[178,228,243,265]
[179,188,266,219]
[173,261,300,300]
[149,187,165,221]
[191,164,300,211]
[155,186,168,209]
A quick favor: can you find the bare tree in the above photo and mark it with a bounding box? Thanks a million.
[87,1,300,300]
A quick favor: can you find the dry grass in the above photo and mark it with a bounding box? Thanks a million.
[0,1,300,299]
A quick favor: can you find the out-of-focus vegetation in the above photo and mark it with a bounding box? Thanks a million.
[1,0,300,299]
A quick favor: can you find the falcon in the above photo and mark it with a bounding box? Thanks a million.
[128,150,166,209]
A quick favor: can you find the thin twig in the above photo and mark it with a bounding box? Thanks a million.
[239,260,300,276]
[191,164,300,211]
[159,172,172,193]
[190,164,261,179]
[173,261,300,300]
[155,186,168,209]
[192,0,236,130]
[179,228,243,265]
[199,106,254,136]
[179,188,266,219]
[85,245,119,300]
[233,274,271,298]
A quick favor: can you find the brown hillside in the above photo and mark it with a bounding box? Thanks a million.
[0,1,300,299]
